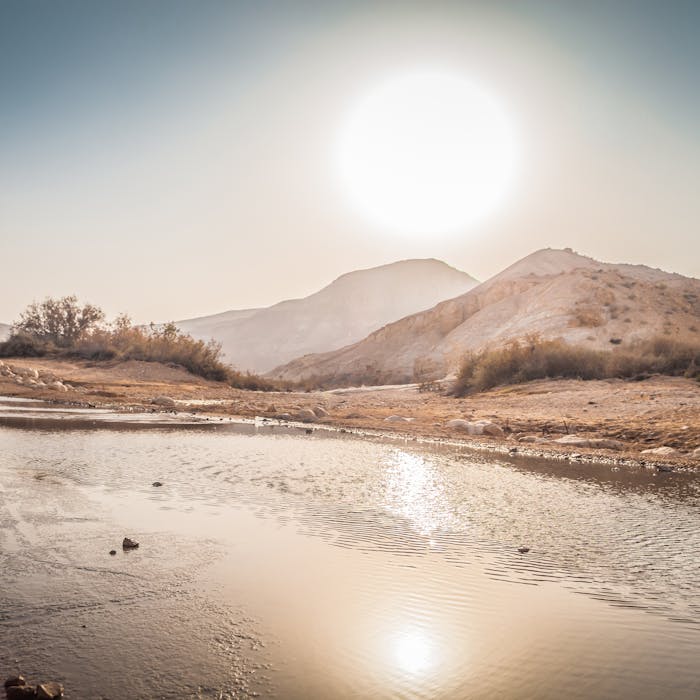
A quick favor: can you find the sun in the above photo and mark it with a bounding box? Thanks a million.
[335,70,518,236]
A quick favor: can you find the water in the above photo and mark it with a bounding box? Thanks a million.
[0,398,698,698]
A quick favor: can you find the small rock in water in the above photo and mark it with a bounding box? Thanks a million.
[518,546,530,554]
[152,481,163,487]
[6,686,36,699]
[109,549,117,556]
[4,677,26,689]
[656,464,674,473]
[37,682,64,699]
[122,537,139,549]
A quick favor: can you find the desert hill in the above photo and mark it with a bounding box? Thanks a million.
[269,248,700,386]
[178,259,478,373]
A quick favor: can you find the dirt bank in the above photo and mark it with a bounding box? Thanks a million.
[1,357,698,469]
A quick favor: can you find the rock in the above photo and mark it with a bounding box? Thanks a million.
[151,395,176,407]
[48,381,67,392]
[122,537,139,549]
[6,686,36,699]
[109,550,117,556]
[36,682,63,699]
[305,428,313,435]
[4,677,26,689]
[690,447,700,460]
[152,481,163,487]
[518,546,530,554]
[313,406,329,418]
[517,434,547,444]
[385,415,411,422]
[274,413,293,421]
[295,408,318,423]
[656,465,674,473]
[641,446,678,456]
[446,419,503,436]
[553,435,623,450]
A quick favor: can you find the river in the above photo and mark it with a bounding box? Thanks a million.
[0,397,698,698]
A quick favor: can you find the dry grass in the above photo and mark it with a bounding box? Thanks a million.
[0,321,276,391]
[453,335,700,396]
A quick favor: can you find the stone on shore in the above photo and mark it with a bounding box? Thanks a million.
[4,677,26,689]
[641,446,678,456]
[553,435,623,450]
[122,537,140,549]
[313,406,329,418]
[151,395,176,407]
[446,419,503,436]
[37,682,64,699]
[295,409,318,423]
[385,415,411,423]
[6,686,36,699]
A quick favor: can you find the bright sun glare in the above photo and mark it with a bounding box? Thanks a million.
[336,71,518,235]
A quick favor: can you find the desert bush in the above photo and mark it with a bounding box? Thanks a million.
[13,296,104,347]
[0,331,52,358]
[453,335,700,395]
[1,300,276,390]
[571,305,605,327]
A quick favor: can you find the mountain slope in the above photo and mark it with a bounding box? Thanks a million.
[269,248,700,386]
[178,259,478,373]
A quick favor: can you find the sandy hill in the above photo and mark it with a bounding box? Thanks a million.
[269,248,700,386]
[178,259,478,373]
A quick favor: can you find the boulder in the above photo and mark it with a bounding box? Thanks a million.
[274,413,293,421]
[37,682,63,699]
[151,395,176,407]
[122,537,139,549]
[446,419,503,436]
[313,406,329,418]
[48,381,67,392]
[688,447,700,459]
[4,677,26,689]
[295,408,318,423]
[641,446,678,456]
[385,415,411,423]
[6,686,36,699]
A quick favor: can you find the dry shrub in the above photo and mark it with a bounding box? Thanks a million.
[571,305,605,327]
[453,335,700,396]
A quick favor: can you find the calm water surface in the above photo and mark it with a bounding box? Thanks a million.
[0,399,698,698]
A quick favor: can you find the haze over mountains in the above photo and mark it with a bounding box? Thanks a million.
[270,248,700,386]
[178,259,478,373]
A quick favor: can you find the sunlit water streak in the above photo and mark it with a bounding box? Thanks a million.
[0,405,698,698]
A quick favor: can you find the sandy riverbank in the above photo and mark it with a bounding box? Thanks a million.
[1,357,698,469]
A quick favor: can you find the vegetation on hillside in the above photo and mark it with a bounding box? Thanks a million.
[453,335,700,396]
[0,296,275,390]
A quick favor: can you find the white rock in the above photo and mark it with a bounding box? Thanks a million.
[385,415,411,422]
[446,419,503,436]
[641,446,678,456]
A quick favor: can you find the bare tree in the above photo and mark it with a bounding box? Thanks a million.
[12,296,105,347]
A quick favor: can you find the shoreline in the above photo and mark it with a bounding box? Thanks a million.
[1,356,698,473]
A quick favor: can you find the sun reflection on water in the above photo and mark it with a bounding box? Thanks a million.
[383,449,457,536]
[393,630,436,675]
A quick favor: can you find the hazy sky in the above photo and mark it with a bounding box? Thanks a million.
[1,0,698,323]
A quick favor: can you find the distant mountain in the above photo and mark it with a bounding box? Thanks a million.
[0,323,10,341]
[269,248,700,386]
[178,259,479,373]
